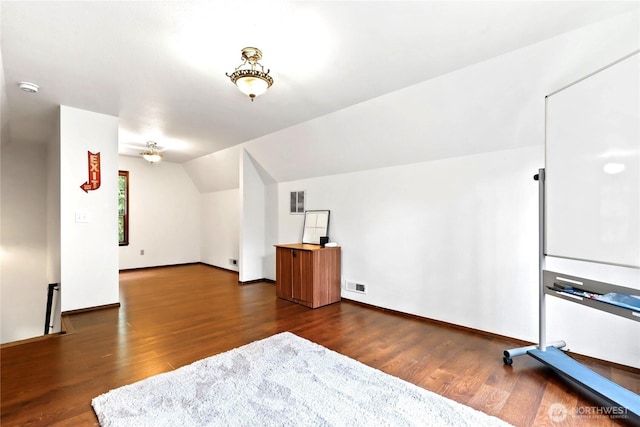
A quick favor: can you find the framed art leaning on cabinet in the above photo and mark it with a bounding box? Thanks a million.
[302,210,330,244]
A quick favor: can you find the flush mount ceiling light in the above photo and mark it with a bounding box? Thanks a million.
[226,47,274,102]
[18,81,39,93]
[140,141,163,164]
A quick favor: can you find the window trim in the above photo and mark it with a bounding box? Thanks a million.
[118,170,129,246]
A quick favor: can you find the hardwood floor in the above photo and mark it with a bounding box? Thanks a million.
[1,264,638,426]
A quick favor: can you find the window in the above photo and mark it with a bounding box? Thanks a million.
[118,170,129,246]
[290,190,305,214]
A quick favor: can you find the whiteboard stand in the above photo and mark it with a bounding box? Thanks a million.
[504,169,566,364]
[503,169,640,424]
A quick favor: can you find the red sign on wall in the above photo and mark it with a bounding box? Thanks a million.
[80,151,101,193]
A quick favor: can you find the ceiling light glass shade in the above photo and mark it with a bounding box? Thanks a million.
[234,73,271,98]
[140,141,163,164]
[142,152,162,163]
[227,47,273,101]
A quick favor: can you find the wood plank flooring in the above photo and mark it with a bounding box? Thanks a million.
[1,264,638,426]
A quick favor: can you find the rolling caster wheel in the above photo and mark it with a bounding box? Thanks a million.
[503,356,513,366]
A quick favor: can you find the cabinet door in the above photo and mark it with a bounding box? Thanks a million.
[292,250,313,304]
[276,247,293,299]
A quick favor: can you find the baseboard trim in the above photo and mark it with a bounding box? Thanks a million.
[199,262,239,274]
[342,298,640,374]
[239,278,275,286]
[1,314,78,349]
[62,302,120,316]
[197,263,275,285]
[119,262,200,272]
[61,314,75,334]
[120,263,276,287]
[0,331,66,349]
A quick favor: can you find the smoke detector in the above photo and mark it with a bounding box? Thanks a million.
[18,81,39,93]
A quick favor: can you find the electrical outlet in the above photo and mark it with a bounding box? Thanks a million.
[140,249,145,255]
[229,258,238,266]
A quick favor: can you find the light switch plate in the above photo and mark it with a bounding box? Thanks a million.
[75,211,88,223]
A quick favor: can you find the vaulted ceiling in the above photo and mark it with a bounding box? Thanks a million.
[1,1,638,163]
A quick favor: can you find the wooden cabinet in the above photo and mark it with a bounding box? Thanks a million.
[274,243,341,308]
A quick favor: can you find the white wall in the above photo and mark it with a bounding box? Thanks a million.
[197,152,277,280]
[118,155,200,270]
[239,11,638,366]
[274,146,640,368]
[0,48,4,339]
[183,145,241,193]
[278,146,541,342]
[263,182,279,280]
[60,106,119,312]
[46,113,61,333]
[244,11,640,184]
[0,48,3,341]
[200,188,239,271]
[239,149,266,282]
[0,143,49,343]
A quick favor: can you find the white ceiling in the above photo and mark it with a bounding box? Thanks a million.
[1,1,637,163]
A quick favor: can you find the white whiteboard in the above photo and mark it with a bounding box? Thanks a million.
[545,51,640,268]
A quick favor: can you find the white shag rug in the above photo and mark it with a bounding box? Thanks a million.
[92,332,512,427]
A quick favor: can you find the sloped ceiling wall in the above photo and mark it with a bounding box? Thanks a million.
[183,9,639,191]
[182,144,241,193]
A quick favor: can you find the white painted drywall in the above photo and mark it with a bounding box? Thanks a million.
[263,182,279,280]
[0,47,7,147]
[200,188,240,271]
[274,146,640,368]
[46,113,62,333]
[183,145,241,193]
[0,49,3,325]
[244,10,639,184]
[278,146,542,342]
[60,106,119,312]
[0,143,49,343]
[244,11,638,366]
[118,155,200,270]
[239,149,266,282]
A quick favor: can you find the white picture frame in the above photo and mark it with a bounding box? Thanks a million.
[302,210,330,244]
